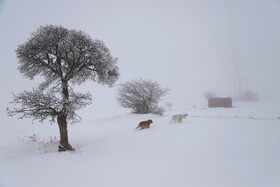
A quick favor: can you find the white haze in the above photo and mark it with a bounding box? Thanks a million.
[1,1,280,187]
[0,0,280,122]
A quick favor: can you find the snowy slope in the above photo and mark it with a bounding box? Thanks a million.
[0,101,280,187]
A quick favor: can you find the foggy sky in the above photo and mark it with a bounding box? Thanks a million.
[1,0,280,123]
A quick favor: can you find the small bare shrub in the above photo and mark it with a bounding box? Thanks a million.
[18,134,59,153]
[117,79,169,115]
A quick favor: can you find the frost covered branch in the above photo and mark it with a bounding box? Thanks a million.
[7,89,59,123]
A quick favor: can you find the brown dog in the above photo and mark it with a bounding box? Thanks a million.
[136,119,153,130]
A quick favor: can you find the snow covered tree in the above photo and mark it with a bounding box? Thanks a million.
[117,79,169,115]
[204,91,217,99]
[240,90,259,101]
[7,25,119,151]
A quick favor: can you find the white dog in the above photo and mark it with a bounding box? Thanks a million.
[170,113,188,123]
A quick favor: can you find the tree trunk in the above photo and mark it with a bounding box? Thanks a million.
[57,79,74,151]
[57,115,74,151]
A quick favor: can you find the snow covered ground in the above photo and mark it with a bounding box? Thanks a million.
[0,101,280,187]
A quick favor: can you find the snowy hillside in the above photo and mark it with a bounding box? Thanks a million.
[0,101,280,187]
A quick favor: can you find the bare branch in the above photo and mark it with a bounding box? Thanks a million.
[7,89,60,123]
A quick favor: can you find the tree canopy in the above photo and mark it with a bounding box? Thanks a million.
[16,25,119,87]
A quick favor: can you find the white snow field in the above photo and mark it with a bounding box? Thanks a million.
[0,101,280,187]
